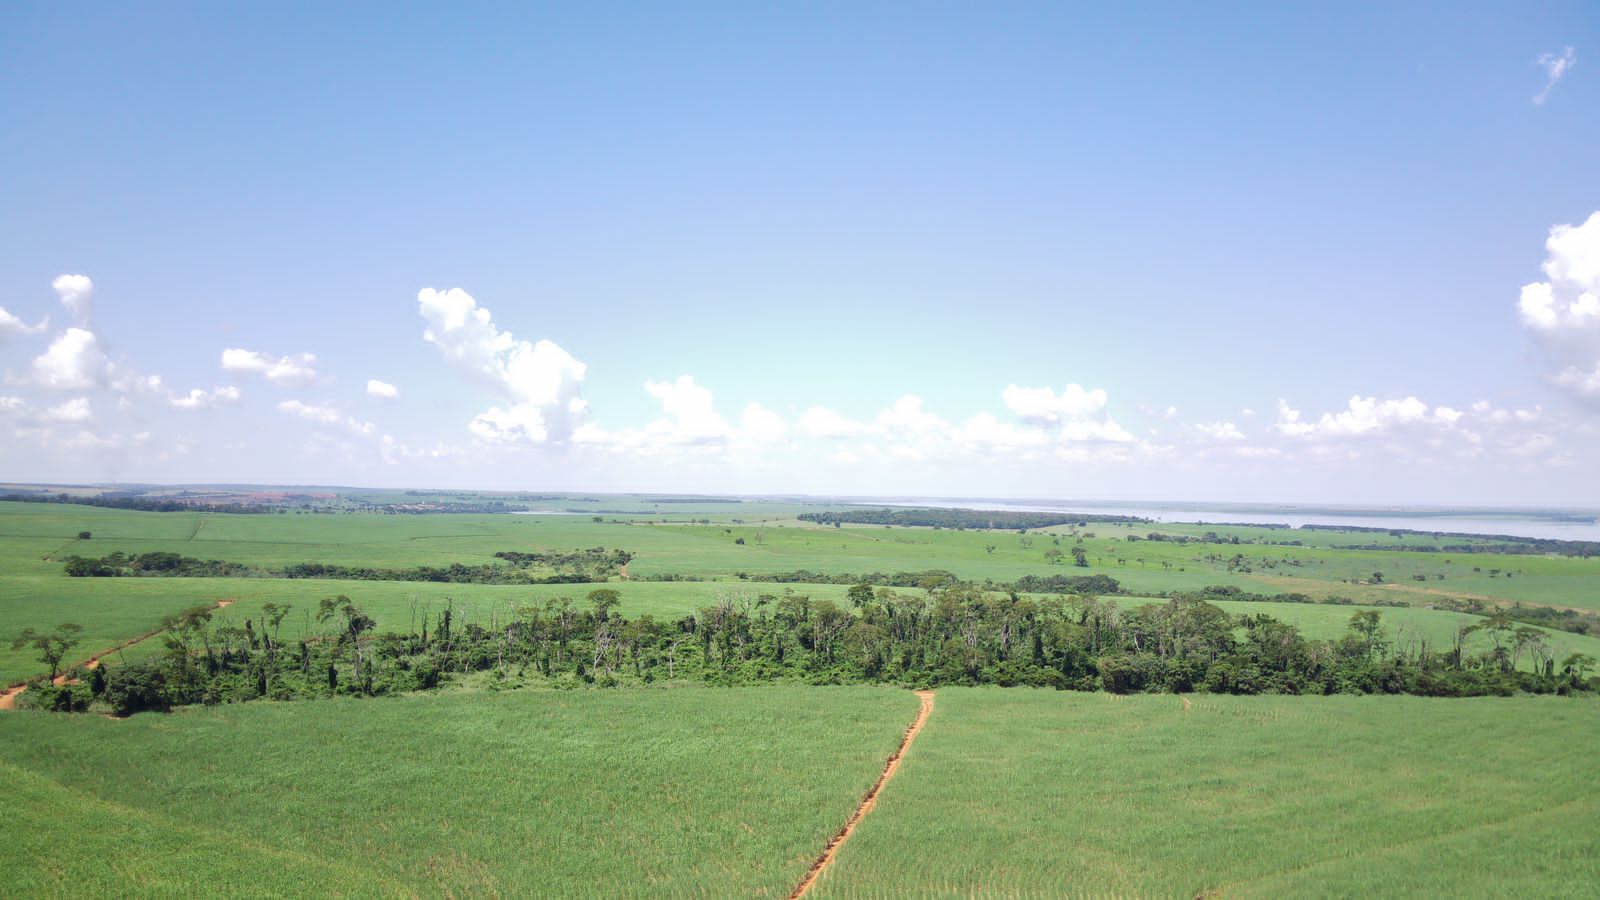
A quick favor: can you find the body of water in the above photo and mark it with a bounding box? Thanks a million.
[870,499,1600,543]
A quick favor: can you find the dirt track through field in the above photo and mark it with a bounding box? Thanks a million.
[789,689,935,899]
[0,598,235,711]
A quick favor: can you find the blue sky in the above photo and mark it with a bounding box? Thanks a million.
[2,2,1597,503]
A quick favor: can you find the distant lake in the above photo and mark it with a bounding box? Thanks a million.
[872,499,1600,543]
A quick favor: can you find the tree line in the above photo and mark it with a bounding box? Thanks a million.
[17,583,1595,716]
[61,548,633,584]
[797,508,1149,530]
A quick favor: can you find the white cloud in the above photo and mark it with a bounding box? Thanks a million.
[798,406,868,439]
[1517,211,1600,401]
[0,396,25,415]
[1276,395,1431,438]
[1195,421,1246,441]
[221,348,320,388]
[1003,384,1108,423]
[740,403,788,444]
[367,379,399,399]
[31,328,111,390]
[278,399,343,425]
[170,386,241,409]
[418,287,588,443]
[876,395,945,433]
[1534,46,1576,105]
[52,274,93,323]
[0,306,48,342]
[643,375,729,443]
[43,396,92,423]
[277,399,374,435]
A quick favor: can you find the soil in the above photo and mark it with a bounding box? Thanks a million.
[789,689,936,898]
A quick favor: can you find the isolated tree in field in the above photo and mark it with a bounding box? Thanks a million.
[11,623,83,680]
[1071,547,1089,568]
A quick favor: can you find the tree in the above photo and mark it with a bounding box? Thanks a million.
[1561,653,1596,683]
[318,595,376,682]
[1071,547,1089,568]
[11,623,83,680]
[587,589,621,622]
[846,583,875,609]
[1347,610,1386,659]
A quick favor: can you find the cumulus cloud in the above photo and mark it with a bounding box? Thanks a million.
[367,379,399,399]
[52,274,93,323]
[418,288,588,443]
[1195,421,1246,441]
[1517,211,1600,400]
[31,328,111,390]
[170,386,241,409]
[277,399,374,435]
[221,348,320,388]
[740,403,788,444]
[799,406,869,439]
[1534,46,1576,105]
[1003,384,1107,423]
[43,397,92,423]
[1274,395,1447,438]
[0,306,48,342]
[643,375,729,443]
[1001,384,1132,443]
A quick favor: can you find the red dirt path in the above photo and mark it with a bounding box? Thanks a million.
[0,598,235,711]
[789,689,936,899]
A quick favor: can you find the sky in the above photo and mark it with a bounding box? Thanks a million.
[1,2,1598,505]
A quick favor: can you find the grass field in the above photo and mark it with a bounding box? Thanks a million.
[812,689,1600,897]
[0,685,917,897]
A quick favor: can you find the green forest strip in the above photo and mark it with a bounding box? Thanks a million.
[16,583,1597,716]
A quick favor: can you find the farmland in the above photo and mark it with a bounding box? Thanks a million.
[811,690,1600,897]
[0,686,914,896]
[2,492,1599,896]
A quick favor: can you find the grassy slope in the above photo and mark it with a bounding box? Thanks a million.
[0,685,916,897]
[813,689,1600,898]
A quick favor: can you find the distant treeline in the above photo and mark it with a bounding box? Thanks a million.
[1297,523,1600,558]
[0,492,271,514]
[21,583,1595,715]
[799,508,1149,530]
[738,570,1123,596]
[62,548,632,584]
[1157,584,1600,638]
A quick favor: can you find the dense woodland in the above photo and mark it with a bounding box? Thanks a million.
[19,583,1597,716]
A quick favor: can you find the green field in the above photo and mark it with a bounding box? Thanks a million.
[7,499,1600,688]
[3,495,1599,896]
[813,689,1600,897]
[0,685,915,896]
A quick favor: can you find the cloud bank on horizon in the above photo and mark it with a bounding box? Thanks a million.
[3,212,1597,504]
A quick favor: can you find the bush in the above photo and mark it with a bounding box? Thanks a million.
[103,664,171,716]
